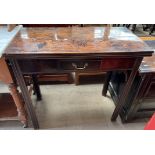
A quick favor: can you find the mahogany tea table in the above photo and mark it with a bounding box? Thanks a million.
[3,27,153,129]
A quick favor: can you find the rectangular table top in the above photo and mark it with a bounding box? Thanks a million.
[3,27,153,57]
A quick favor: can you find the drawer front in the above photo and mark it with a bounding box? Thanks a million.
[18,59,59,74]
[60,60,101,71]
[100,58,135,71]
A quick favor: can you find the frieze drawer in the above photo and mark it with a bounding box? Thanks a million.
[60,60,102,71]
[18,59,59,74]
[100,58,135,71]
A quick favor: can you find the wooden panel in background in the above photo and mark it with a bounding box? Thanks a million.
[0,58,13,84]
[0,93,17,119]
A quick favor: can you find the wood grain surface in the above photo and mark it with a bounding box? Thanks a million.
[4,27,153,57]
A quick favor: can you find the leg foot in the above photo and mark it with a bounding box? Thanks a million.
[8,83,28,127]
[75,72,80,85]
[23,123,28,128]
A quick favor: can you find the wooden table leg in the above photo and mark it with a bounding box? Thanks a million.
[111,57,143,121]
[32,75,42,101]
[8,83,28,127]
[102,71,112,96]
[75,72,80,85]
[10,59,39,129]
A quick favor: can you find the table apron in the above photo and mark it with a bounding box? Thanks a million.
[16,57,137,74]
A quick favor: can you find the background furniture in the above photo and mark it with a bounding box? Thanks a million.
[75,71,105,85]
[108,53,155,122]
[0,58,27,127]
[37,73,72,84]
[142,24,155,35]
[114,24,155,35]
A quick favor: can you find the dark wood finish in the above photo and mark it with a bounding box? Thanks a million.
[109,53,155,122]
[4,27,152,56]
[32,75,42,101]
[3,27,153,129]
[75,71,105,85]
[60,59,102,71]
[102,71,112,96]
[10,58,39,129]
[133,53,155,118]
[111,57,143,121]
[100,58,136,70]
[37,74,72,84]
[22,24,79,86]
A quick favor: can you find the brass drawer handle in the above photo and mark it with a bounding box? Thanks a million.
[72,63,88,70]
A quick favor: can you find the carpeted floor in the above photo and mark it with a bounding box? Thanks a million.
[0,83,148,130]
